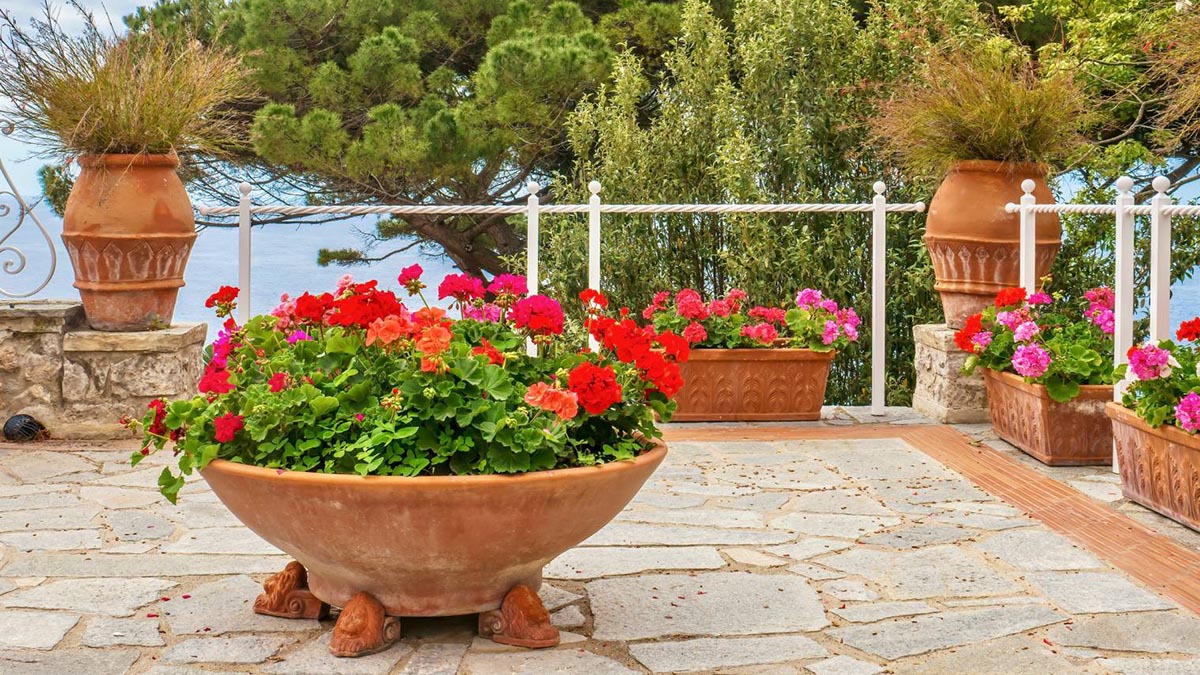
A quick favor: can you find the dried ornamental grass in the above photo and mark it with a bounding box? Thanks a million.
[0,1,255,158]
[871,46,1090,178]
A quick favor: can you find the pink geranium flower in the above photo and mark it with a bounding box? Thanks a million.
[1176,392,1200,433]
[1012,343,1051,378]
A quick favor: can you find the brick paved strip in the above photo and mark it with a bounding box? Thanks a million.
[662,424,1200,617]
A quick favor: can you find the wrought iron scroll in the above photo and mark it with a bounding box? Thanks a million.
[0,119,56,297]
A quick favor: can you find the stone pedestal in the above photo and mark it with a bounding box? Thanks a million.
[912,323,990,424]
[0,300,206,439]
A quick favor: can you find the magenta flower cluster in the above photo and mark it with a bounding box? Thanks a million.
[796,289,860,345]
[1176,392,1200,433]
[1084,287,1115,335]
[1012,343,1051,378]
[1127,344,1174,381]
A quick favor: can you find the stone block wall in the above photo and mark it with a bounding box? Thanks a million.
[0,300,206,439]
[911,323,990,424]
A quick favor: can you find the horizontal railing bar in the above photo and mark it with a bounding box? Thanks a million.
[200,202,926,217]
[1005,203,1200,217]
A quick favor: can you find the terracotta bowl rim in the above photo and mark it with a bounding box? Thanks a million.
[982,367,1115,396]
[201,438,668,487]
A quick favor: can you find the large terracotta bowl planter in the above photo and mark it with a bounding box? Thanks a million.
[201,441,667,616]
[1108,403,1200,531]
[62,153,196,331]
[672,348,834,421]
[925,160,1061,328]
[982,369,1112,466]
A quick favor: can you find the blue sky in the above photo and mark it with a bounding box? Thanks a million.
[1,0,144,194]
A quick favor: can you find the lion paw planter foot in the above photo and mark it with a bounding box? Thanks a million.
[330,591,401,658]
[254,561,330,620]
[478,584,560,649]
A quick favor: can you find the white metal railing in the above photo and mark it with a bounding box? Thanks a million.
[1007,174,1196,472]
[0,120,56,298]
[199,180,926,415]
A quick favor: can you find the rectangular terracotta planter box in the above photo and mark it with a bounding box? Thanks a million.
[1108,402,1200,531]
[982,368,1113,466]
[672,348,834,422]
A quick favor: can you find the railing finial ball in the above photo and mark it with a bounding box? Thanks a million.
[872,181,886,196]
[588,180,601,195]
[1021,179,1036,194]
[1152,175,1171,194]
[1115,176,1134,194]
[239,182,252,196]
[527,181,541,195]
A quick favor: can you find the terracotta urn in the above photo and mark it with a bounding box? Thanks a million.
[982,369,1112,466]
[672,348,834,421]
[925,160,1061,328]
[200,441,667,616]
[1108,402,1200,531]
[62,153,196,331]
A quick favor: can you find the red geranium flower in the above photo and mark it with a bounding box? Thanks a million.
[147,399,167,436]
[205,286,238,308]
[995,287,1027,308]
[510,295,565,335]
[268,373,289,393]
[487,274,528,297]
[198,366,234,395]
[472,338,505,365]
[568,362,624,415]
[1177,318,1200,342]
[293,292,333,323]
[580,288,608,308]
[398,264,424,294]
[213,413,244,443]
[655,330,690,362]
[954,314,983,353]
[438,274,486,303]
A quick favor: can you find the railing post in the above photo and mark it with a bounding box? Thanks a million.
[1113,176,1135,474]
[238,182,252,325]
[871,181,887,415]
[1113,176,1135,380]
[525,181,541,357]
[1018,179,1037,294]
[587,180,602,352]
[1149,176,1172,343]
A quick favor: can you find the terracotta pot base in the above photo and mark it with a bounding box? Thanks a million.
[983,369,1113,466]
[253,560,558,657]
[201,442,666,617]
[673,348,834,421]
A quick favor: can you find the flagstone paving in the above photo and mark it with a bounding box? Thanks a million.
[0,412,1198,673]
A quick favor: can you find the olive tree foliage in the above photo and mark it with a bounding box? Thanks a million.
[541,0,987,404]
[121,0,679,276]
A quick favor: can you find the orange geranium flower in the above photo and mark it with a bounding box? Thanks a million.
[416,325,452,356]
[524,382,579,420]
[365,315,407,346]
[414,306,447,326]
